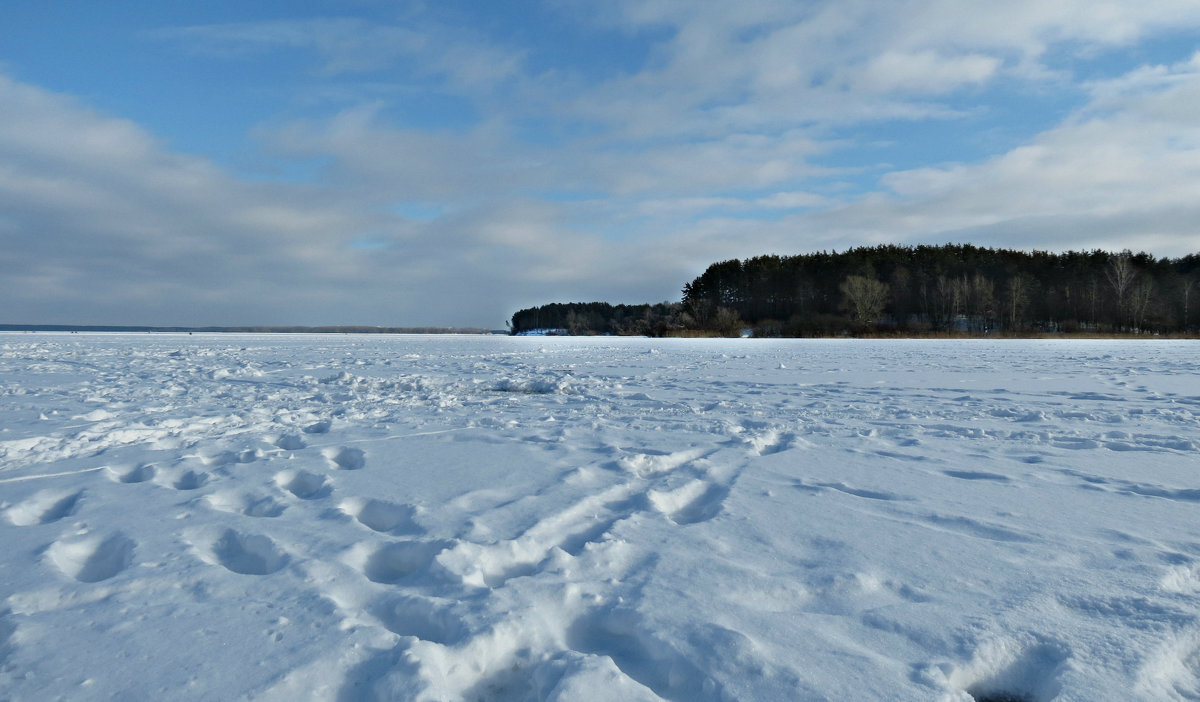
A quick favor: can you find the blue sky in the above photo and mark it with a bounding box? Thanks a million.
[3,1,1200,327]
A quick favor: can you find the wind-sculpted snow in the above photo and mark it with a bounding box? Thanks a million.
[1,334,1199,700]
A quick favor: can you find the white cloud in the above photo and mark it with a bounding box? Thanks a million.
[811,58,1200,255]
[159,17,525,89]
[573,48,1200,269]
[0,72,695,327]
[260,104,549,201]
[892,0,1200,54]
[0,73,407,324]
[857,51,1001,94]
[554,0,1200,141]
[755,191,836,209]
[8,1,1200,327]
[634,191,833,218]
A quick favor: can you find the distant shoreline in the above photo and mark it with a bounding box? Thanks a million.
[0,324,505,335]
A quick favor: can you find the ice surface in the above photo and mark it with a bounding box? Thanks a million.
[1,333,1199,700]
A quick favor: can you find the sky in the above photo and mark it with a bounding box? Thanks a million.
[2,1,1200,328]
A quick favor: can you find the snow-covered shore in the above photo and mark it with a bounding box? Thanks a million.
[1,334,1198,700]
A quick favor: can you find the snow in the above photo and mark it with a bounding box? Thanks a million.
[1,333,1198,701]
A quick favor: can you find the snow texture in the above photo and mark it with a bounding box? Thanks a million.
[1,333,1198,700]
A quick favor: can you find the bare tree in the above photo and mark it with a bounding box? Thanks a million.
[1131,280,1155,331]
[565,310,583,335]
[1088,277,1101,327]
[713,306,744,337]
[933,275,960,327]
[840,275,889,323]
[1005,275,1032,331]
[1182,276,1197,330]
[967,273,994,329]
[1106,250,1138,328]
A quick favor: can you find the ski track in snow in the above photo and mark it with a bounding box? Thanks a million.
[1,334,1199,700]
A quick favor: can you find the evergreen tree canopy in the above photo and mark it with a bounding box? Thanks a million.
[512,245,1200,336]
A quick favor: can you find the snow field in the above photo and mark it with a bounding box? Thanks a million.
[0,334,1198,700]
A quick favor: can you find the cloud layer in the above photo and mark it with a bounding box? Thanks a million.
[3,1,1200,326]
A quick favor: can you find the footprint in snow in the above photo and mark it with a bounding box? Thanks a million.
[340,497,422,535]
[201,449,261,467]
[347,539,447,584]
[948,636,1070,702]
[159,468,209,491]
[565,610,725,702]
[105,463,156,483]
[207,528,289,576]
[205,490,287,518]
[6,489,83,526]
[368,593,466,644]
[323,446,365,470]
[274,469,331,499]
[46,531,135,582]
[648,480,729,525]
[273,433,306,451]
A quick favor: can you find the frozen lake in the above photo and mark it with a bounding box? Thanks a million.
[2,334,1199,700]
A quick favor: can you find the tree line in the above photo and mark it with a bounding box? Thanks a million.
[509,302,687,336]
[1,325,503,334]
[510,245,1200,337]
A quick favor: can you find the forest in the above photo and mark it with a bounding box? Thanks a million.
[509,245,1200,337]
